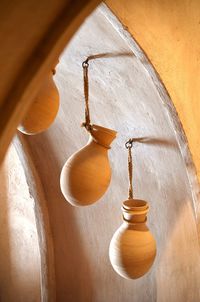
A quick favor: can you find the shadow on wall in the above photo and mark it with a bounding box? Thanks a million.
[81,51,134,61]
[127,137,178,148]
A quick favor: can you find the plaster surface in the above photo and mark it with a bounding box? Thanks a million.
[106,0,200,188]
[23,6,200,302]
[0,144,41,301]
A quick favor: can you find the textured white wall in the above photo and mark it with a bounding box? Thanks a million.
[23,6,200,302]
[0,143,41,302]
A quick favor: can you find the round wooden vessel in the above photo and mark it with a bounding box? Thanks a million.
[109,199,156,279]
[60,124,117,206]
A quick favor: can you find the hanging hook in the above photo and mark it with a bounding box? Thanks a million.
[125,138,133,149]
[82,59,89,68]
[125,138,142,149]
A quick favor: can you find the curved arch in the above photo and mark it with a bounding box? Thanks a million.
[14,136,56,301]
[0,141,41,301]
[20,5,200,301]
[0,0,100,163]
[100,3,200,236]
[105,0,200,231]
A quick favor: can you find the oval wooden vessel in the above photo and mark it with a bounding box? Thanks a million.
[60,125,117,206]
[18,71,59,135]
[109,199,156,279]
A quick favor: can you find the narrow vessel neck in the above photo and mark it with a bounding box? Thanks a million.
[122,199,149,224]
[89,124,117,149]
[87,137,108,150]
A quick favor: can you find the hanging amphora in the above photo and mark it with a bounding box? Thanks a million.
[60,124,116,206]
[109,139,156,279]
[18,66,59,135]
[60,59,117,206]
[109,198,156,279]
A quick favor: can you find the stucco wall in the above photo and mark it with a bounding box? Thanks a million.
[106,0,200,184]
[0,143,41,301]
[24,7,200,301]
[1,3,200,301]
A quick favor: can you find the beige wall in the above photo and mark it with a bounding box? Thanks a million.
[0,2,199,300]
[0,143,41,302]
[23,6,200,301]
[1,3,199,300]
[106,0,200,183]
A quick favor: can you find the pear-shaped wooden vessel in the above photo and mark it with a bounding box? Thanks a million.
[60,124,117,206]
[109,199,156,279]
[18,70,59,135]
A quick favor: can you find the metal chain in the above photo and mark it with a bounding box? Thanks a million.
[82,59,92,132]
[125,139,134,199]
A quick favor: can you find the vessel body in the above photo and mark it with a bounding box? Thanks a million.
[60,125,117,206]
[18,71,59,135]
[109,199,156,279]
